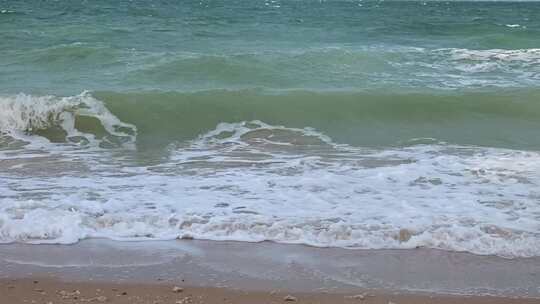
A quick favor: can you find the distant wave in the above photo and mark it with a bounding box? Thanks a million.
[4,46,540,92]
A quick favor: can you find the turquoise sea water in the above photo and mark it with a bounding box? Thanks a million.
[1,1,540,93]
[1,1,540,257]
[2,0,540,148]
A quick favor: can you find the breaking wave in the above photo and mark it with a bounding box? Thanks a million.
[0,91,136,149]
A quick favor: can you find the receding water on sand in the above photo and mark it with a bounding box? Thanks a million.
[1,240,539,297]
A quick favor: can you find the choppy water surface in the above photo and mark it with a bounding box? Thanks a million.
[1,1,539,258]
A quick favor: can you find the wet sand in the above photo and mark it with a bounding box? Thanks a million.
[1,239,539,303]
[2,278,539,304]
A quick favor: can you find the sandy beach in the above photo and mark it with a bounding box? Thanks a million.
[3,278,540,304]
[1,239,539,303]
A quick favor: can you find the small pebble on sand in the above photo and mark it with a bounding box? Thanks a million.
[346,294,366,300]
[284,295,297,302]
[172,286,184,293]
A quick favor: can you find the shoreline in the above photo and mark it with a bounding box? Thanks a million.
[1,239,539,303]
[2,278,539,304]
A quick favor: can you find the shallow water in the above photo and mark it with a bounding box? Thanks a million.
[2,240,540,297]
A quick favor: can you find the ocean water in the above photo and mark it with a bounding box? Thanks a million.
[1,0,540,258]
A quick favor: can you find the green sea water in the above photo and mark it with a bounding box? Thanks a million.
[1,1,540,257]
[2,1,540,92]
[2,0,540,148]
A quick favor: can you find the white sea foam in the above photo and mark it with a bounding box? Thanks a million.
[445,48,540,62]
[379,46,540,88]
[1,110,540,258]
[410,47,540,88]
[0,91,137,150]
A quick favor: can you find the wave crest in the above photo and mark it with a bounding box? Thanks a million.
[0,91,137,148]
